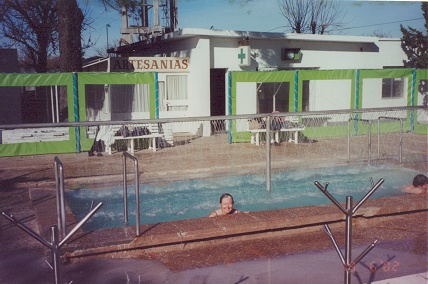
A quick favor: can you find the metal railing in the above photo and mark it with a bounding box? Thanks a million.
[314,177,384,284]
[54,156,66,238]
[348,118,372,165]
[377,116,404,163]
[265,116,271,192]
[122,151,141,236]
[2,203,103,284]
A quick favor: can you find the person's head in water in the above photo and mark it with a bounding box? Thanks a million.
[208,193,240,217]
[219,193,235,214]
[413,174,428,188]
[402,174,428,194]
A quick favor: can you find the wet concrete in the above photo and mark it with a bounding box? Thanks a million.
[1,133,427,283]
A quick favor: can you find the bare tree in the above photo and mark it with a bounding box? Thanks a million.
[278,0,347,34]
[57,0,84,72]
[0,0,58,73]
[367,29,392,38]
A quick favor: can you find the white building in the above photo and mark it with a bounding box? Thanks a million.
[95,28,409,124]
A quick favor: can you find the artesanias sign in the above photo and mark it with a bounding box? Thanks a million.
[110,57,189,72]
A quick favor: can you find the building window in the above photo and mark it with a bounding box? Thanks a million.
[256,82,289,113]
[162,75,188,111]
[382,78,404,98]
[110,84,150,113]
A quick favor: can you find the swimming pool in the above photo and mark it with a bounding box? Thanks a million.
[65,165,420,231]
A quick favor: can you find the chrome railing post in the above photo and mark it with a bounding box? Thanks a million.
[51,225,61,284]
[266,115,271,192]
[2,201,102,284]
[314,178,384,284]
[123,153,128,225]
[54,156,66,238]
[123,151,140,236]
[368,121,371,165]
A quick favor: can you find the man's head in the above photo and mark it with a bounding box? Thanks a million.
[413,174,428,187]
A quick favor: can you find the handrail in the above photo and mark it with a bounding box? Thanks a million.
[265,116,271,192]
[315,178,384,284]
[122,151,140,236]
[377,116,404,163]
[2,203,103,284]
[54,156,66,238]
[0,106,423,130]
[348,118,372,165]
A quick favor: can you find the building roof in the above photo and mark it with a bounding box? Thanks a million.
[109,28,391,55]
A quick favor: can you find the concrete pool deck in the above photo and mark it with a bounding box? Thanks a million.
[1,133,427,283]
[3,178,427,283]
[28,187,427,260]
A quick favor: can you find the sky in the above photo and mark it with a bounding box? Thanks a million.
[80,0,426,58]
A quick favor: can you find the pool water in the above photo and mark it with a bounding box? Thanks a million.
[65,165,420,231]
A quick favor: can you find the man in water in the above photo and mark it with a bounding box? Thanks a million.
[401,174,428,194]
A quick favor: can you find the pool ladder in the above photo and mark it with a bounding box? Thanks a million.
[122,151,141,236]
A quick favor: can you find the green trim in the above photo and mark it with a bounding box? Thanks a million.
[231,71,295,116]
[77,72,156,150]
[155,72,159,119]
[0,73,76,156]
[230,69,427,142]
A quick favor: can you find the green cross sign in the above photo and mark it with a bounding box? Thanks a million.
[238,48,246,64]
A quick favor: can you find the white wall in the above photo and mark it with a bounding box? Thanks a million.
[236,82,257,115]
[362,78,408,108]
[376,39,407,68]
[309,80,352,112]
[153,37,212,135]
[242,37,404,70]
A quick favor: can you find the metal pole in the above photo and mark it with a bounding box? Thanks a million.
[123,153,128,225]
[1,212,51,248]
[377,118,380,160]
[123,152,140,236]
[51,226,61,284]
[2,202,103,284]
[347,118,351,162]
[368,122,371,166]
[399,119,403,163]
[353,178,384,214]
[106,24,110,50]
[133,157,140,236]
[345,196,352,284]
[50,86,55,123]
[266,116,271,192]
[54,157,66,238]
[315,178,383,284]
[323,224,346,266]
[59,202,103,247]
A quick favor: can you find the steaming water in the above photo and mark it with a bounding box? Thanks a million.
[65,165,420,231]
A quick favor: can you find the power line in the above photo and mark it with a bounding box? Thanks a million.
[267,17,423,34]
[331,17,423,32]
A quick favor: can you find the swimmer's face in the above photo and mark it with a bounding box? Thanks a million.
[220,196,234,214]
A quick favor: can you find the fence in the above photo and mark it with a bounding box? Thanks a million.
[130,107,426,181]
[0,107,426,185]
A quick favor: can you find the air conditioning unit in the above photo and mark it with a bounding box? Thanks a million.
[281,48,301,61]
